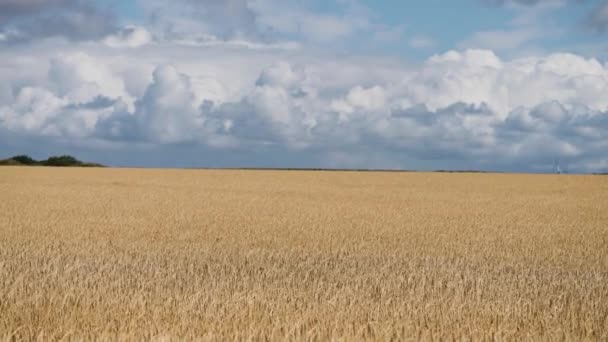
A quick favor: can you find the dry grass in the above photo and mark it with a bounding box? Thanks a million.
[1,167,607,340]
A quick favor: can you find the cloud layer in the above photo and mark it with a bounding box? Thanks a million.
[1,31,607,172]
[1,0,607,172]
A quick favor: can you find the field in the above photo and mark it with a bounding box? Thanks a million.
[1,167,607,340]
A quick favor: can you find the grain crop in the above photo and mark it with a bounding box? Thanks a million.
[1,167,607,340]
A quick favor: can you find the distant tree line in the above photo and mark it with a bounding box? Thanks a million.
[0,155,103,167]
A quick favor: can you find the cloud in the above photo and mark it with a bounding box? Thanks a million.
[132,65,205,144]
[0,0,70,20]
[0,0,117,42]
[139,0,381,45]
[484,0,608,36]
[141,0,258,41]
[1,25,608,172]
[586,1,608,32]
[103,26,154,48]
[462,0,567,53]
[1,1,607,172]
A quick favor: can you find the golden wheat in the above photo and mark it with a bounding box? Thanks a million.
[0,167,607,340]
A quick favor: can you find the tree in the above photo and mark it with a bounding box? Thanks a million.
[11,155,39,165]
[42,155,83,167]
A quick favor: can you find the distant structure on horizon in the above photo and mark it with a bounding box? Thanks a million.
[554,159,568,174]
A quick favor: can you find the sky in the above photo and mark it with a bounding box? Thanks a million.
[1,0,608,172]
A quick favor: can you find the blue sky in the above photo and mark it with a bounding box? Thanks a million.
[102,0,608,59]
[1,0,608,172]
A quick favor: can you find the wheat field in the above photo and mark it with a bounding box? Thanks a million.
[0,167,607,340]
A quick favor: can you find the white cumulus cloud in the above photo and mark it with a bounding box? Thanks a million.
[1,31,608,172]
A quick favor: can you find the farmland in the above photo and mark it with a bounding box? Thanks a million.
[1,167,607,340]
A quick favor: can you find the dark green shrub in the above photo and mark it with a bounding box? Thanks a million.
[42,155,83,167]
[11,155,39,165]
[1,154,103,167]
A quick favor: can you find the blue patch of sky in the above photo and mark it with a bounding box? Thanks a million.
[339,0,517,60]
[354,0,606,60]
[100,0,607,60]
[99,0,143,24]
[540,1,608,60]
[365,0,512,48]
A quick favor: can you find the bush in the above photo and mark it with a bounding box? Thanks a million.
[11,155,39,165]
[1,154,103,167]
[42,155,84,167]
